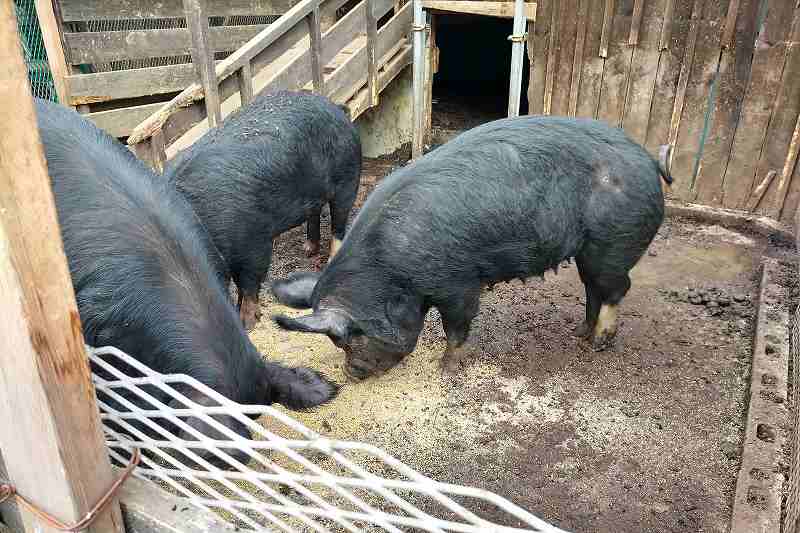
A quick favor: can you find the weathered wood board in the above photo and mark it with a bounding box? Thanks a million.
[596,0,633,127]
[622,0,667,144]
[66,25,268,64]
[721,2,797,209]
[60,0,295,21]
[693,0,758,206]
[574,0,606,118]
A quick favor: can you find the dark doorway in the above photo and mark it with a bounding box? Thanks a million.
[432,14,529,136]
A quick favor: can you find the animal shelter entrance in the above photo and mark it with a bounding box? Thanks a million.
[410,1,536,157]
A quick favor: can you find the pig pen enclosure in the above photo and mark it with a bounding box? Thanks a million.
[4,1,800,533]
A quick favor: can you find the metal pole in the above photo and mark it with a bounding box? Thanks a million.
[507,0,527,117]
[411,0,426,158]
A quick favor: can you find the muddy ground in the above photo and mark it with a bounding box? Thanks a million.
[241,152,799,533]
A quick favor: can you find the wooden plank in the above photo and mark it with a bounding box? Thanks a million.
[628,0,645,45]
[596,0,633,128]
[307,6,326,95]
[35,0,72,104]
[746,170,777,212]
[527,0,550,114]
[151,127,167,174]
[326,3,411,103]
[412,0,425,158]
[692,0,758,205]
[507,0,528,117]
[156,0,396,150]
[720,1,797,209]
[85,102,165,137]
[67,63,213,104]
[665,0,700,147]
[550,0,578,116]
[781,137,800,224]
[366,0,379,105]
[753,9,800,217]
[237,61,254,106]
[0,4,124,531]
[777,113,800,219]
[346,44,412,120]
[421,1,536,19]
[568,0,589,116]
[721,0,740,49]
[543,0,560,114]
[60,0,296,21]
[599,0,614,57]
[644,0,693,153]
[184,0,222,127]
[670,0,726,201]
[659,0,676,49]
[621,0,666,144]
[65,25,268,64]
[127,0,351,144]
[574,0,606,118]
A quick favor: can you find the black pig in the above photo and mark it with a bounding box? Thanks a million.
[35,99,338,469]
[164,90,362,331]
[271,116,672,379]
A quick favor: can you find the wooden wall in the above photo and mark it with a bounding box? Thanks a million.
[527,0,800,223]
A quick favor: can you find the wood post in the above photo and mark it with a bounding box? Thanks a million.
[237,62,254,107]
[0,4,125,533]
[184,0,222,128]
[307,5,326,95]
[507,0,527,117]
[366,0,379,106]
[411,0,426,158]
[34,0,72,105]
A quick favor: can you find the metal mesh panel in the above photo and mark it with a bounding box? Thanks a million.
[14,0,58,101]
[89,346,569,533]
[786,302,800,533]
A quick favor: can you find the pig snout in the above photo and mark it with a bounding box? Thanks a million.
[342,337,410,380]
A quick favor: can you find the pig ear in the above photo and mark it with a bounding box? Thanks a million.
[264,365,340,410]
[273,310,353,343]
[383,292,424,350]
[271,271,321,309]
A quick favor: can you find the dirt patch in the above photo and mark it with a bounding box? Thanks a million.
[244,155,796,533]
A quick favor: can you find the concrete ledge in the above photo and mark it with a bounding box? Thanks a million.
[730,258,791,533]
[665,200,794,245]
[119,474,239,533]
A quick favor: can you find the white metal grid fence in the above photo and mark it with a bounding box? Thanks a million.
[89,346,569,533]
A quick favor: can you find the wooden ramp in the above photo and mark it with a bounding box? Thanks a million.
[127,0,412,169]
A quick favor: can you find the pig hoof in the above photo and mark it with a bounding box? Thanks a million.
[573,322,593,339]
[591,332,616,351]
[440,353,462,375]
[303,240,320,257]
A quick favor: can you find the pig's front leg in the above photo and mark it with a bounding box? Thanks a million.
[438,287,481,375]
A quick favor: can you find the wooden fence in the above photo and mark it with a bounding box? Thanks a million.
[44,0,299,138]
[527,0,800,223]
[126,0,413,170]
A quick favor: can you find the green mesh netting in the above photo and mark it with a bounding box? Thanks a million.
[14,0,58,102]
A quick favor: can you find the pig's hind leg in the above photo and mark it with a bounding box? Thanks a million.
[575,248,632,351]
[235,239,274,331]
[329,168,359,258]
[303,209,322,257]
[438,287,481,374]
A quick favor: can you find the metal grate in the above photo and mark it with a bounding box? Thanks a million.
[89,346,569,533]
[13,0,58,101]
[786,301,800,533]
